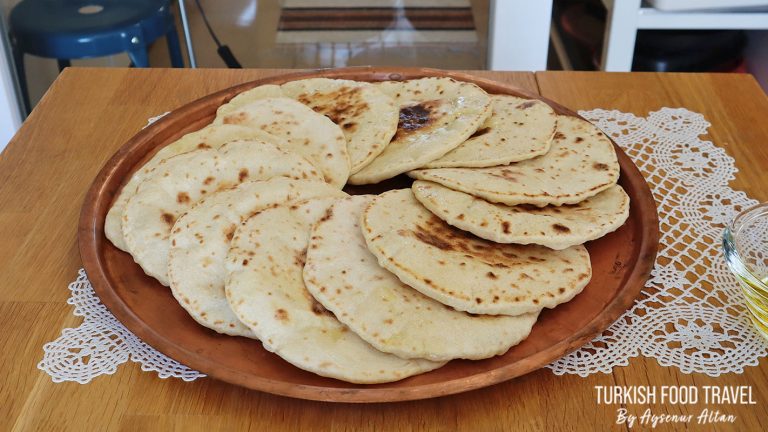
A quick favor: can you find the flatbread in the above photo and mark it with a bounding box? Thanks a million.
[362,189,592,315]
[214,97,350,188]
[412,181,630,250]
[168,178,346,337]
[216,85,284,118]
[122,140,322,286]
[410,115,620,206]
[218,79,399,174]
[225,198,444,383]
[424,95,556,168]
[105,124,283,251]
[303,195,539,361]
[284,79,399,174]
[348,77,492,185]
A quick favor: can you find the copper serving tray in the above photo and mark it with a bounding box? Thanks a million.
[79,67,659,403]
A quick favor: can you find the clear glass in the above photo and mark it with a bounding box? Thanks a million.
[723,202,768,340]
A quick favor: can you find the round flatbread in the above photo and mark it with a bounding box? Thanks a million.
[218,79,398,174]
[348,77,492,185]
[225,198,444,383]
[362,189,592,316]
[105,124,283,251]
[424,95,557,168]
[412,181,630,250]
[283,79,399,174]
[168,178,346,337]
[214,97,350,188]
[216,85,284,117]
[410,115,620,206]
[122,140,322,286]
[304,195,539,361]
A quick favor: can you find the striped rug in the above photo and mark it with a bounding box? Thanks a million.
[276,0,477,44]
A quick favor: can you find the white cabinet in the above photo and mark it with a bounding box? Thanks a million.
[600,0,768,71]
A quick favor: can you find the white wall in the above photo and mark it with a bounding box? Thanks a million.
[0,6,21,154]
[746,31,768,92]
[487,0,553,70]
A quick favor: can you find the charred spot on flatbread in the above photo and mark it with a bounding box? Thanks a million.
[298,86,370,133]
[393,100,444,140]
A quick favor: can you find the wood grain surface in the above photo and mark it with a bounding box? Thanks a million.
[1,68,767,430]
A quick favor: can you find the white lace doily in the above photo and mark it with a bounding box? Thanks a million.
[38,269,204,383]
[39,107,767,384]
[547,108,768,377]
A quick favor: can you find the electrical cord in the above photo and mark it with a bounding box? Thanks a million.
[192,0,242,68]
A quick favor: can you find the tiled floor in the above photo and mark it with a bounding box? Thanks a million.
[154,0,488,69]
[11,0,489,108]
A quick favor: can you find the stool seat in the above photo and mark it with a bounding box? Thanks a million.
[9,0,184,114]
[11,0,167,34]
[10,0,176,59]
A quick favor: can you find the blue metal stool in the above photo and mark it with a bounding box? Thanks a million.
[9,0,185,113]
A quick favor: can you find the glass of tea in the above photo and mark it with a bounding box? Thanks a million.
[723,202,768,340]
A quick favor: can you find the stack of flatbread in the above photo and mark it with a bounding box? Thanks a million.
[104,75,630,384]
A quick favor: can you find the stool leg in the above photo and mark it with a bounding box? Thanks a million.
[57,59,71,72]
[127,46,150,68]
[10,39,31,115]
[166,26,184,68]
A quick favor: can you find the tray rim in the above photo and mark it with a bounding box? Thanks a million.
[78,66,660,403]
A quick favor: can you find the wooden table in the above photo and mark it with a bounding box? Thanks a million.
[1,68,767,431]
